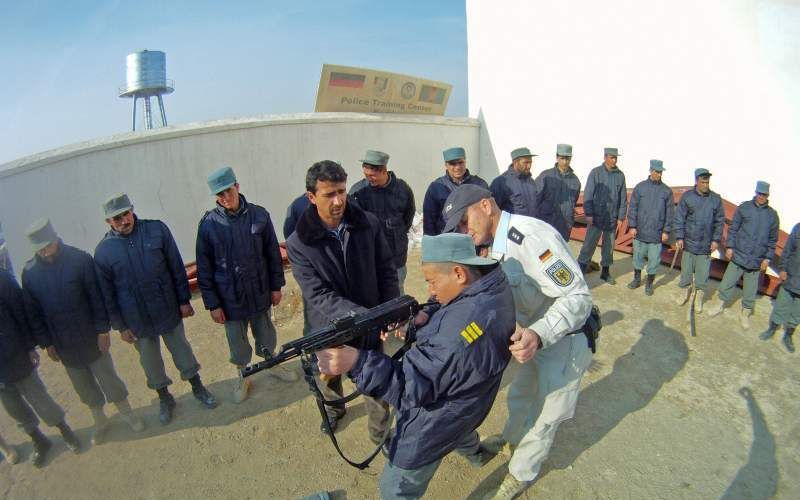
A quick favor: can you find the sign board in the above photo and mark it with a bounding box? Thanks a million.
[315,64,452,115]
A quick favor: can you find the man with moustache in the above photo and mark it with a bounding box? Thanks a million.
[535,144,582,242]
[22,218,141,446]
[95,194,217,424]
[490,147,540,218]
[422,147,489,235]
[286,160,398,439]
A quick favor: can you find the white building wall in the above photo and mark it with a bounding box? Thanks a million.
[467,0,800,230]
[0,113,480,272]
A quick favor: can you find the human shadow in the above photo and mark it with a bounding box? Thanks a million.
[720,387,778,500]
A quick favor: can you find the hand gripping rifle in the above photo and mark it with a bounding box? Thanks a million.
[240,294,435,469]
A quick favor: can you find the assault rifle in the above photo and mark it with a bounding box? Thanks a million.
[240,294,435,469]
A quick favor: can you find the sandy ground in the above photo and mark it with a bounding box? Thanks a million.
[1,243,798,499]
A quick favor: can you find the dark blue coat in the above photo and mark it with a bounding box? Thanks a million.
[283,193,311,239]
[422,171,489,235]
[197,195,286,321]
[627,178,674,244]
[726,199,780,271]
[95,218,191,338]
[490,166,540,218]
[22,243,108,365]
[583,165,628,230]
[781,224,800,294]
[350,172,416,269]
[535,165,581,241]
[350,266,514,468]
[673,189,725,255]
[286,200,399,351]
[0,270,35,383]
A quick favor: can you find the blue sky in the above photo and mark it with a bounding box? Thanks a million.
[0,0,467,164]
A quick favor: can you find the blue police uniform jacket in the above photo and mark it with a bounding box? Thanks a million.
[196,194,286,322]
[349,266,515,469]
[534,165,581,241]
[673,188,725,255]
[0,270,36,383]
[350,172,416,269]
[283,193,311,239]
[583,164,628,230]
[726,198,780,270]
[627,178,674,244]
[422,171,489,235]
[781,223,800,295]
[22,242,109,365]
[95,218,191,338]
[490,165,540,218]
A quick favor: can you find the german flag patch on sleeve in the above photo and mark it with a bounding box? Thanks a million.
[460,321,484,345]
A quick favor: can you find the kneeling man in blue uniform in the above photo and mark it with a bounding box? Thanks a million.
[317,233,516,499]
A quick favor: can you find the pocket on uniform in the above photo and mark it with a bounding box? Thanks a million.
[251,222,266,234]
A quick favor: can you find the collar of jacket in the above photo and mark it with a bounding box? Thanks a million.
[295,197,371,245]
[214,194,250,219]
[107,214,141,239]
[751,197,769,208]
[552,163,574,176]
[31,238,65,266]
[443,169,474,186]
[506,165,531,179]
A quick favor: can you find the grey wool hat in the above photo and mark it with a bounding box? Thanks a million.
[510,147,536,160]
[422,233,496,266]
[441,184,493,234]
[556,144,573,157]
[26,218,58,252]
[604,147,621,157]
[755,180,770,195]
[443,147,466,162]
[207,166,237,195]
[649,159,665,172]
[103,193,133,218]
[361,150,390,167]
[694,168,712,178]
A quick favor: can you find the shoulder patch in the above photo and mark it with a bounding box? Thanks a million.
[459,321,485,346]
[508,226,525,245]
[545,259,575,287]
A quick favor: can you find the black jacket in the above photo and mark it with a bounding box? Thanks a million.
[196,194,285,321]
[534,165,582,241]
[490,165,540,218]
[350,172,416,268]
[422,171,489,235]
[286,200,400,351]
[673,188,725,255]
[627,178,674,244]
[0,270,35,383]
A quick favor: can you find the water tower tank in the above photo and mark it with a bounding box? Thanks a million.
[118,50,174,131]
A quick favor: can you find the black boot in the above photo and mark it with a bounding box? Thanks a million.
[579,262,588,275]
[627,270,642,289]
[600,266,616,285]
[157,388,176,425]
[759,322,779,340]
[28,428,51,468]
[783,327,796,353]
[189,375,218,409]
[56,422,80,454]
[644,275,655,296]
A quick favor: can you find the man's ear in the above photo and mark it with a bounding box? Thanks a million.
[307,191,317,206]
[454,264,470,285]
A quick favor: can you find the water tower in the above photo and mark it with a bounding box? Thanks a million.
[118,50,174,131]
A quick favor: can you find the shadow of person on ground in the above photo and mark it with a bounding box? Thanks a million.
[720,387,778,500]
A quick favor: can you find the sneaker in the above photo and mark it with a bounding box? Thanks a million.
[30,435,52,468]
[705,299,724,317]
[193,386,219,409]
[121,412,145,433]
[739,308,752,329]
[233,374,251,404]
[60,427,81,454]
[695,290,705,312]
[486,473,533,500]
[268,365,299,383]
[675,287,692,306]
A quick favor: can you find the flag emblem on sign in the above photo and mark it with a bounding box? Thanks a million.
[419,85,446,104]
[329,72,366,88]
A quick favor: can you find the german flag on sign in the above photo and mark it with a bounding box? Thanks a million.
[419,84,446,104]
[329,72,366,88]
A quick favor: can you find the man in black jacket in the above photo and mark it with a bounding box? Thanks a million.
[349,149,416,292]
[0,268,77,467]
[286,160,399,439]
[23,218,142,446]
[197,167,295,405]
[95,194,217,425]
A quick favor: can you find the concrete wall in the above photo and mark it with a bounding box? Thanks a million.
[0,113,480,272]
[467,0,800,230]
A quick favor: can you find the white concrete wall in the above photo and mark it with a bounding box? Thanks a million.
[467,0,800,230]
[0,113,479,272]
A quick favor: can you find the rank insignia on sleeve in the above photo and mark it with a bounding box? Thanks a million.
[460,321,484,345]
[508,226,525,245]
[545,259,574,287]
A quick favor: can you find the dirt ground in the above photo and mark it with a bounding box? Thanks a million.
[1,243,798,499]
